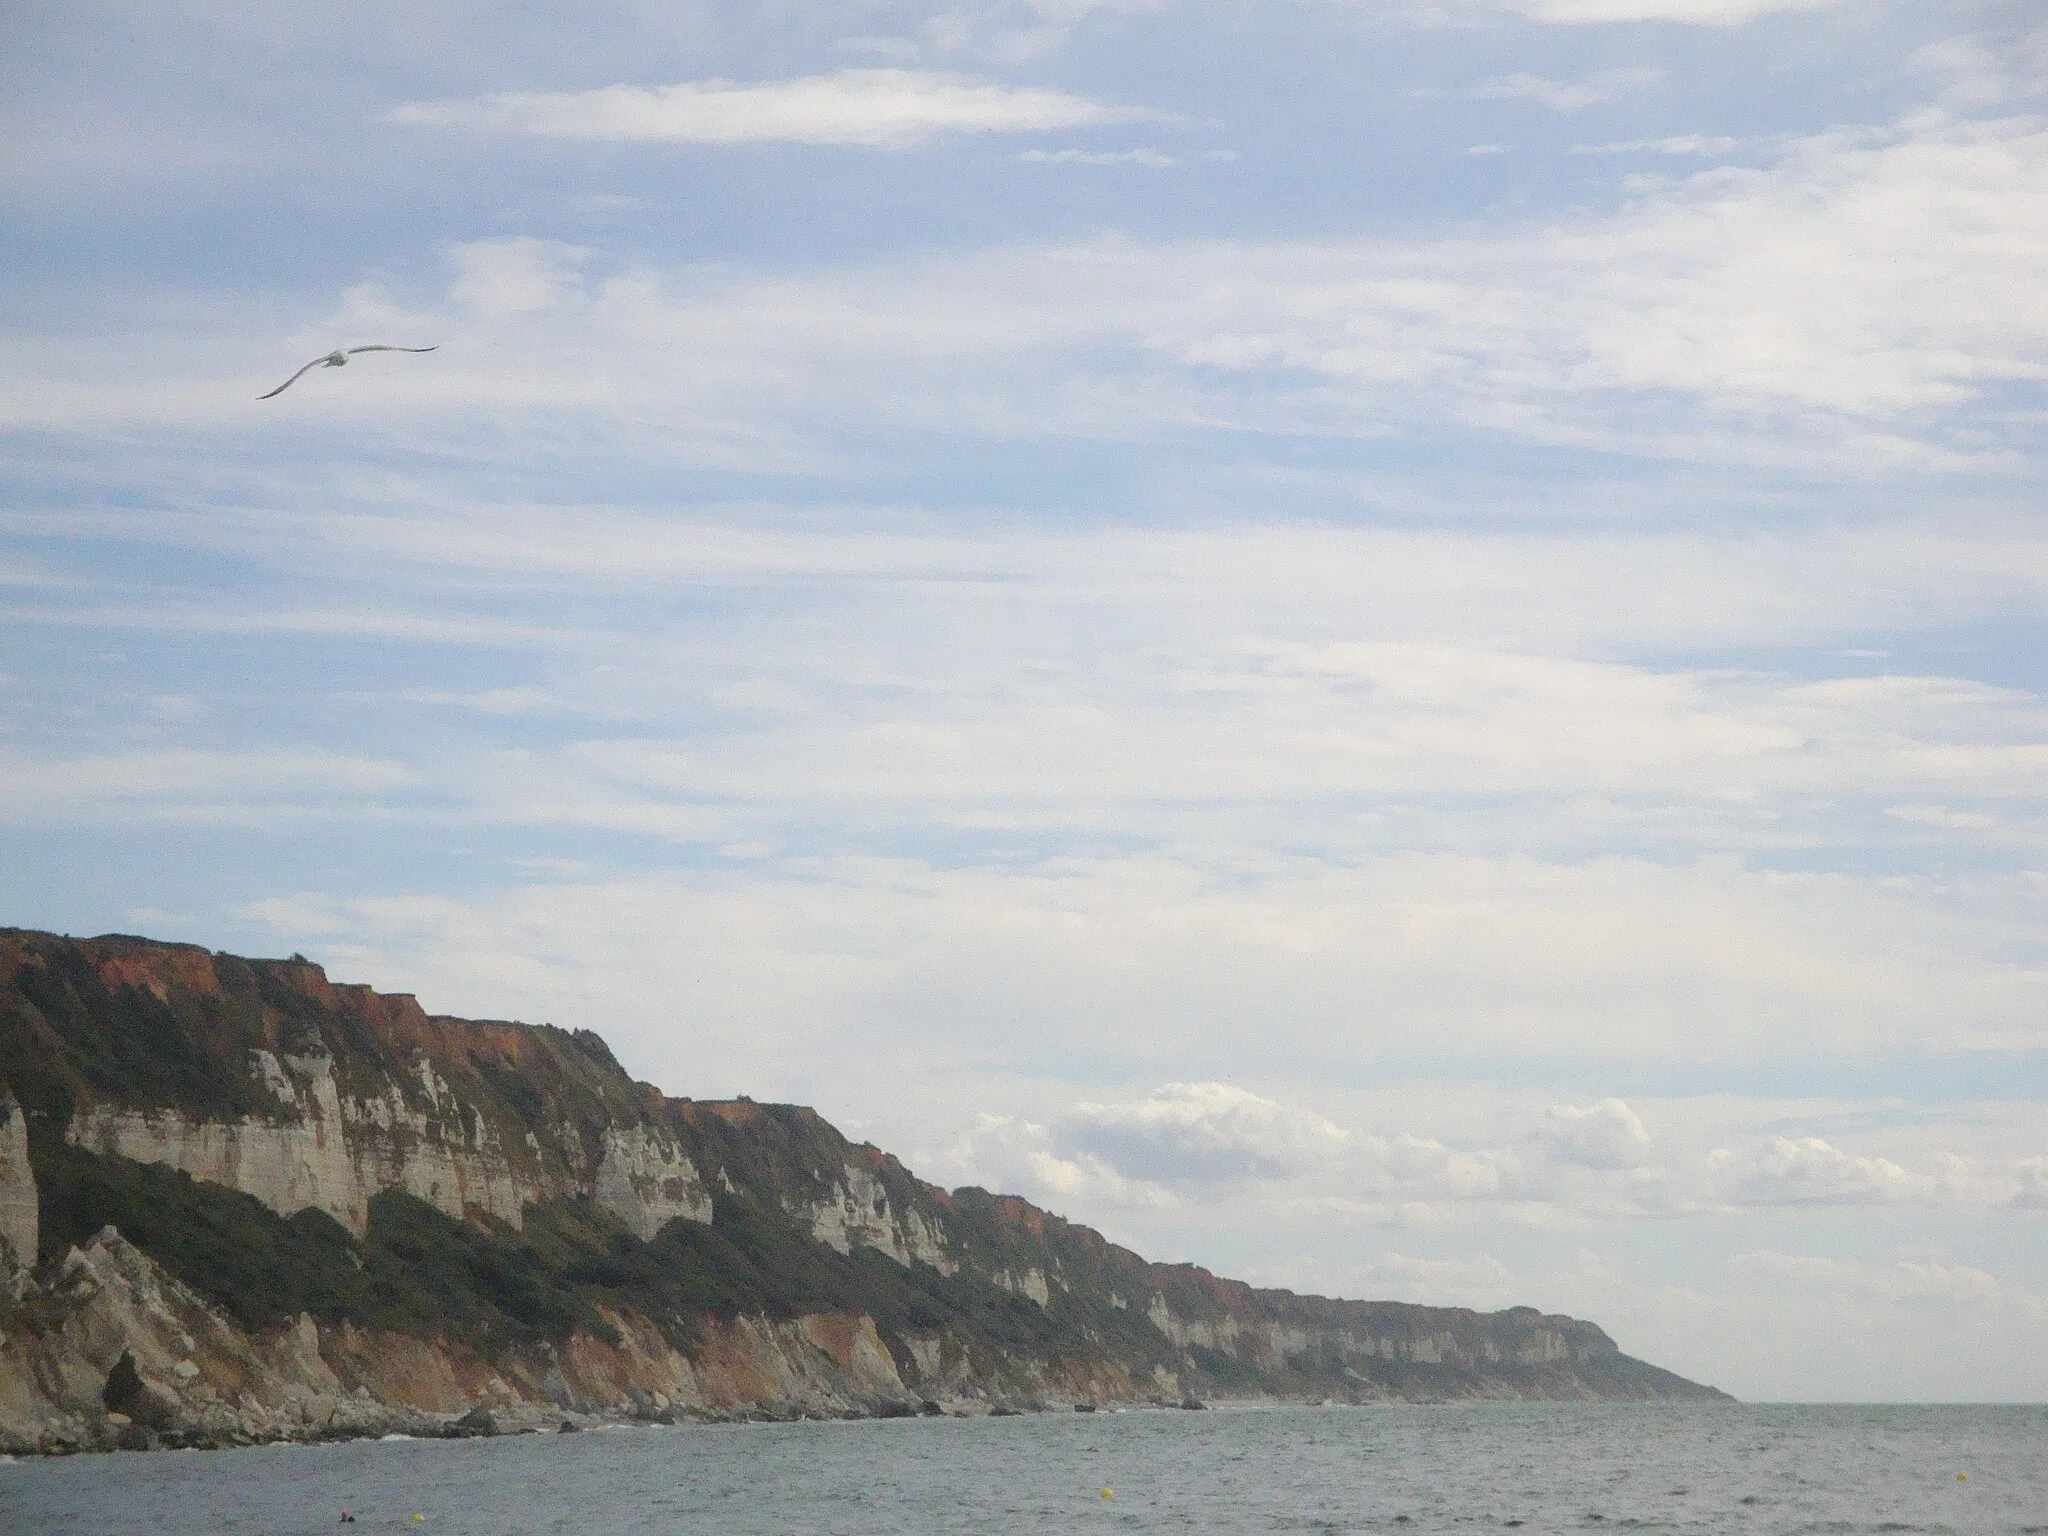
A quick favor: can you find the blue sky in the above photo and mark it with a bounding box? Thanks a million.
[5,0,2048,1399]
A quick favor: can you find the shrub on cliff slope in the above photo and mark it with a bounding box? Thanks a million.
[29,1139,1102,1377]
[34,1137,370,1327]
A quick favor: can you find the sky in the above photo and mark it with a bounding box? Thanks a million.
[4,0,2047,1402]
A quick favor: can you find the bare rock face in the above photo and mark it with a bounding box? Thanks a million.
[0,1226,932,1453]
[592,1125,713,1240]
[100,1349,177,1430]
[0,1225,396,1453]
[0,1097,35,1280]
[800,1162,953,1273]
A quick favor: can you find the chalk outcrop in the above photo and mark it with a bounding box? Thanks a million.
[0,926,1727,1454]
[0,1098,38,1279]
[801,1163,953,1272]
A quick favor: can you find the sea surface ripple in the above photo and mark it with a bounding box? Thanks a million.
[4,1402,2043,1535]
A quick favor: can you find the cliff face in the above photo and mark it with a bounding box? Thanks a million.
[0,928,1726,1452]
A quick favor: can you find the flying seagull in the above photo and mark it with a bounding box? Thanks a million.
[259,345,437,400]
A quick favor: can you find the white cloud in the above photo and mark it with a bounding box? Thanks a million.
[12,111,2048,470]
[8,509,2046,949]
[1887,803,1993,831]
[1061,1081,1351,1185]
[541,640,2048,822]
[956,0,1169,63]
[0,601,576,649]
[21,501,2048,658]
[2014,1157,2048,1210]
[937,1084,1539,1215]
[0,748,407,820]
[1490,0,1854,23]
[941,1114,1188,1209]
[1906,30,2048,111]
[386,69,1158,148]
[1539,1098,1655,1169]
[1017,147,1177,165]
[1572,134,1745,155]
[1727,1250,2044,1315]
[447,237,588,316]
[368,687,566,717]
[1707,1136,1934,1206]
[1324,1251,1521,1308]
[1468,67,1665,112]
[241,895,358,935]
[834,36,923,64]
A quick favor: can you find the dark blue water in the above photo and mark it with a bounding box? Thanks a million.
[4,1404,2044,1535]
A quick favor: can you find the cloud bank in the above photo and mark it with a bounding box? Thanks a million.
[387,69,1158,147]
[935,1080,2046,1229]
[1481,0,1853,23]
[21,111,2047,474]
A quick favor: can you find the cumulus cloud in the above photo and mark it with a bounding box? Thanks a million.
[938,1114,1180,1209]
[1466,67,1665,112]
[1353,1133,1531,1206]
[1905,29,2048,111]
[446,237,589,316]
[941,1083,1539,1214]
[385,69,1158,148]
[2014,1157,2048,1210]
[1538,1099,1655,1169]
[1707,1136,1934,1206]
[877,1077,2035,1231]
[1061,1082,1351,1185]
[1487,0,1853,22]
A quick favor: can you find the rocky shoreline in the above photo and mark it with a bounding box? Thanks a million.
[30,1382,1233,1458]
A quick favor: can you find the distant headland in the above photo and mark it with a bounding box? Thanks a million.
[0,926,1728,1454]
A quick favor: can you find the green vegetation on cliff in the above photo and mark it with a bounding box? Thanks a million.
[30,1136,1147,1384]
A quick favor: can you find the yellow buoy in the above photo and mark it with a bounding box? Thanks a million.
[1101,1488,1114,1499]
[413,1515,426,1523]
[1958,1473,1969,1482]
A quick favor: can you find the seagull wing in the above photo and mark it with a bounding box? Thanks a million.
[258,357,329,399]
[343,345,438,355]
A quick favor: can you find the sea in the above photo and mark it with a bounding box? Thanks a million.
[4,1403,2044,1535]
